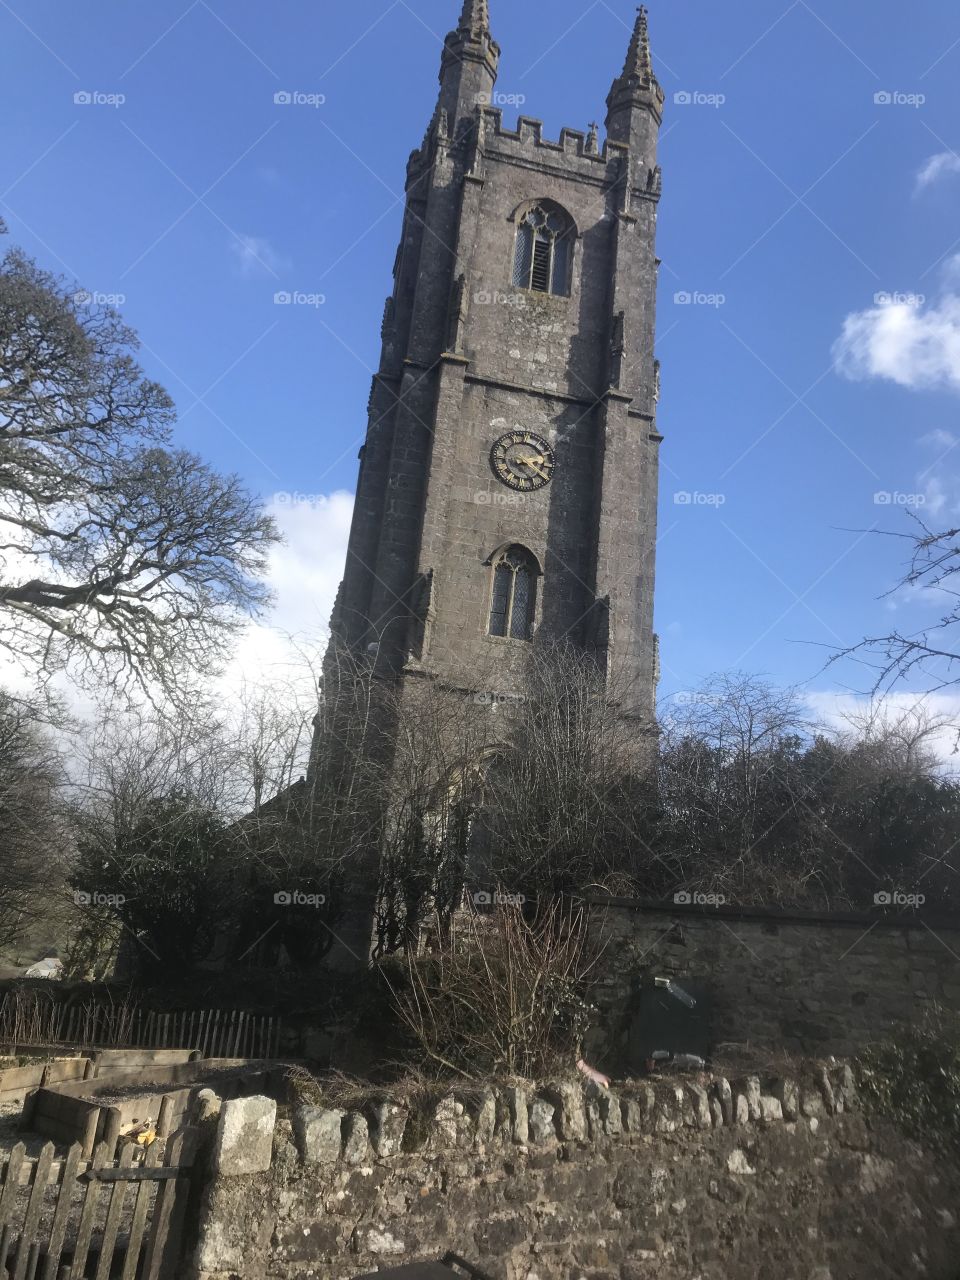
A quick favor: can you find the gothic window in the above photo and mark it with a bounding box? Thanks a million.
[488,545,538,641]
[512,203,573,297]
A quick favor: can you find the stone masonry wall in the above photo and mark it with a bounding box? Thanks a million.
[588,901,960,1066]
[191,1067,960,1280]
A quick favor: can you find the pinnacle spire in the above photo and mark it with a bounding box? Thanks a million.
[621,6,655,87]
[457,0,490,35]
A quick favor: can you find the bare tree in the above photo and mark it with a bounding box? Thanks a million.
[0,690,70,952]
[0,242,279,703]
[833,516,960,694]
[470,644,662,903]
[653,672,960,910]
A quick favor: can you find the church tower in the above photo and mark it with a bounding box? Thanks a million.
[327,1,664,722]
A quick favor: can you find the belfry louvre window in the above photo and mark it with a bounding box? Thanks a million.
[488,545,538,641]
[512,204,573,297]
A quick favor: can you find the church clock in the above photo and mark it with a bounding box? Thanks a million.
[490,430,556,492]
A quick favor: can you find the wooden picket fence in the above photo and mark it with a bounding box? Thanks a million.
[0,993,281,1060]
[0,1128,198,1279]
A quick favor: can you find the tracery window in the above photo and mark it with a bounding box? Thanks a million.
[512,203,573,296]
[488,545,538,641]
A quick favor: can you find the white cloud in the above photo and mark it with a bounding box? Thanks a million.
[215,490,353,703]
[228,233,289,278]
[916,152,960,192]
[920,428,958,450]
[833,262,960,394]
[806,690,960,771]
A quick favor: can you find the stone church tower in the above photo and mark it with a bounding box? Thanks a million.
[327,0,664,721]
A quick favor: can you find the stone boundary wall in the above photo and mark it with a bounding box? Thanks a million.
[587,899,960,1064]
[191,1065,960,1280]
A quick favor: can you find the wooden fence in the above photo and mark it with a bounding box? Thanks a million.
[0,1129,197,1279]
[0,994,281,1060]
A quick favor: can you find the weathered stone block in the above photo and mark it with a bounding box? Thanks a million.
[370,1102,407,1156]
[292,1105,343,1164]
[771,1078,799,1121]
[213,1095,276,1175]
[622,1097,643,1133]
[504,1085,529,1144]
[687,1084,712,1129]
[342,1112,370,1164]
[759,1096,783,1123]
[600,1090,622,1136]
[543,1081,587,1142]
[529,1098,557,1143]
[713,1078,734,1125]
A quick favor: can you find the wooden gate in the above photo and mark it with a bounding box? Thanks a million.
[0,1128,198,1279]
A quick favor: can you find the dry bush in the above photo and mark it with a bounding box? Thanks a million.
[387,896,600,1081]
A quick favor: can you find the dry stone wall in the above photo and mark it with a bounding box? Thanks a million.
[588,901,960,1064]
[191,1066,960,1280]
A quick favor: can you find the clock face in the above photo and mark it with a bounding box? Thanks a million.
[490,431,556,492]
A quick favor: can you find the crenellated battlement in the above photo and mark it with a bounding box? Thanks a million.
[480,107,626,172]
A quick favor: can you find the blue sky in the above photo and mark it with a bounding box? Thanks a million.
[3,0,960,718]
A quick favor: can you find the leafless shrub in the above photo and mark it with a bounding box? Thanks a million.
[387,896,600,1080]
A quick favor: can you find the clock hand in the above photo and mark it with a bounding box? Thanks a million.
[515,452,548,473]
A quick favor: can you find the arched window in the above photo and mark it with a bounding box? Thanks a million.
[488,545,538,641]
[512,203,574,297]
